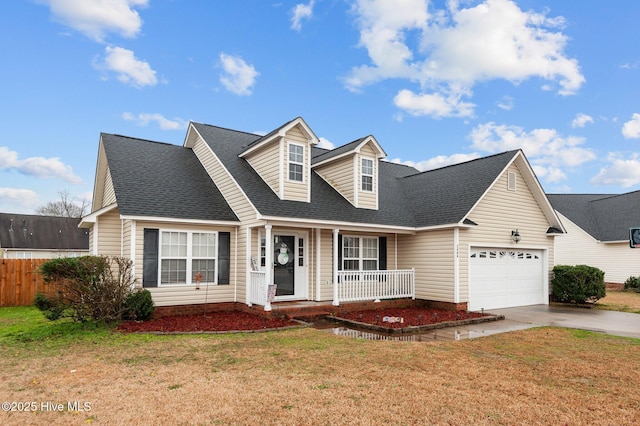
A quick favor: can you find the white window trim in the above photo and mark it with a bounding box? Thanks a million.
[361,157,374,192]
[158,229,218,286]
[343,235,379,271]
[287,141,305,183]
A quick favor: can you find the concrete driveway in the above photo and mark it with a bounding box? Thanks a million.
[484,304,640,339]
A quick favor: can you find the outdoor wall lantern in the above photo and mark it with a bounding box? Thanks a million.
[511,229,521,244]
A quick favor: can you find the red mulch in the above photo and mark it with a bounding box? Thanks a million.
[117,311,299,333]
[117,307,489,333]
[338,307,488,329]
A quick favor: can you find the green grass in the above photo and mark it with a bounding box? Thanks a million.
[0,306,159,356]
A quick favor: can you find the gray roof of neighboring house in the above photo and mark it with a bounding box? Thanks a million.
[100,133,239,222]
[191,122,522,228]
[0,213,89,250]
[548,192,640,241]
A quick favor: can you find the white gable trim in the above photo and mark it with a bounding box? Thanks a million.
[312,135,387,169]
[461,151,565,233]
[79,203,118,228]
[185,123,260,220]
[238,117,319,158]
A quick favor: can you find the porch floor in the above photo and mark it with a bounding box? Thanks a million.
[246,298,421,321]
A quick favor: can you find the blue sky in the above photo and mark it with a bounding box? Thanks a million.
[2,0,640,215]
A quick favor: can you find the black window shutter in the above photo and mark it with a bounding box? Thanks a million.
[142,229,159,288]
[337,234,343,271]
[379,237,387,270]
[218,232,231,285]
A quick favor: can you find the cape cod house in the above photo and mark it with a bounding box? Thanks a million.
[80,117,564,312]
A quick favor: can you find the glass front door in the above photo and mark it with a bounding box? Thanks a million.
[273,235,295,296]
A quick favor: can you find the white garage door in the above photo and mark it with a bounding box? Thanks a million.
[469,248,545,311]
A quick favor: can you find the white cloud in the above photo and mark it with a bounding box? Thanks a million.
[496,95,514,111]
[316,137,335,150]
[469,122,596,183]
[591,153,640,187]
[42,0,148,43]
[94,46,158,87]
[219,53,260,95]
[0,188,41,211]
[291,1,315,32]
[393,88,475,118]
[122,112,188,130]
[0,147,82,183]
[346,0,584,118]
[571,113,594,128]
[622,113,640,139]
[391,152,481,171]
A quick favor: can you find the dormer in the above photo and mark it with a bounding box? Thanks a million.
[239,117,318,202]
[312,136,386,210]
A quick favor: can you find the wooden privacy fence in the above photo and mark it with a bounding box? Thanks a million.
[0,259,58,307]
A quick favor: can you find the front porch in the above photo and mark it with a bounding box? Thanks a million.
[248,268,415,311]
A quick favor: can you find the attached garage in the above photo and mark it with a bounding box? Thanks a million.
[468,247,546,311]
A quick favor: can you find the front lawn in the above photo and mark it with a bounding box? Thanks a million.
[596,289,640,314]
[1,307,639,425]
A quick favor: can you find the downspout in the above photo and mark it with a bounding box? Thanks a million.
[332,228,339,306]
[315,227,321,302]
[120,219,124,257]
[234,226,238,303]
[454,227,460,304]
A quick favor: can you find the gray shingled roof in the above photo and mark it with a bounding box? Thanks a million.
[191,122,520,228]
[401,151,519,227]
[548,191,640,241]
[0,213,89,250]
[311,137,368,165]
[101,133,239,222]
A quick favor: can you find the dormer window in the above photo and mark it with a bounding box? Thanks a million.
[361,158,373,192]
[288,143,304,182]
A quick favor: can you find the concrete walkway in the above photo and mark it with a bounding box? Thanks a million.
[485,304,640,339]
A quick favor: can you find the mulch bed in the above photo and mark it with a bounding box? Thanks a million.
[117,311,300,333]
[117,307,492,334]
[336,307,489,329]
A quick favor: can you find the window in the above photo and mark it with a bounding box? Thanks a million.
[361,158,373,192]
[288,143,304,182]
[343,236,378,271]
[160,231,217,285]
[15,252,32,259]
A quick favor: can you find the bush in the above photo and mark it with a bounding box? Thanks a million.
[33,293,65,321]
[124,289,155,320]
[37,256,137,322]
[552,265,606,304]
[624,276,640,292]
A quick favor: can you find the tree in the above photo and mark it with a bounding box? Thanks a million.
[36,190,89,218]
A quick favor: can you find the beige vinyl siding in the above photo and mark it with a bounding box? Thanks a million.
[97,208,122,257]
[122,219,132,259]
[245,142,280,196]
[102,168,116,206]
[398,230,456,302]
[555,213,639,284]
[317,229,335,301]
[315,155,355,205]
[134,220,238,307]
[357,143,378,210]
[461,163,554,302]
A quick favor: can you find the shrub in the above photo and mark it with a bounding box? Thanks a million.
[552,265,606,304]
[33,293,65,321]
[124,289,155,321]
[38,256,136,322]
[624,276,640,292]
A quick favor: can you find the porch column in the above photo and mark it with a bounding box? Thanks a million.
[332,228,339,306]
[245,227,252,306]
[264,224,273,311]
[315,227,322,302]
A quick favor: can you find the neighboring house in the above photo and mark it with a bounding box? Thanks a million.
[80,117,564,311]
[548,192,640,285]
[0,213,89,259]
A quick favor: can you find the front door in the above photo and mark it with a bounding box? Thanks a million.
[274,235,295,296]
[272,233,307,300]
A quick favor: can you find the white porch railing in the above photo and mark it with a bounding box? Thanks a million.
[333,269,415,306]
[248,270,267,307]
